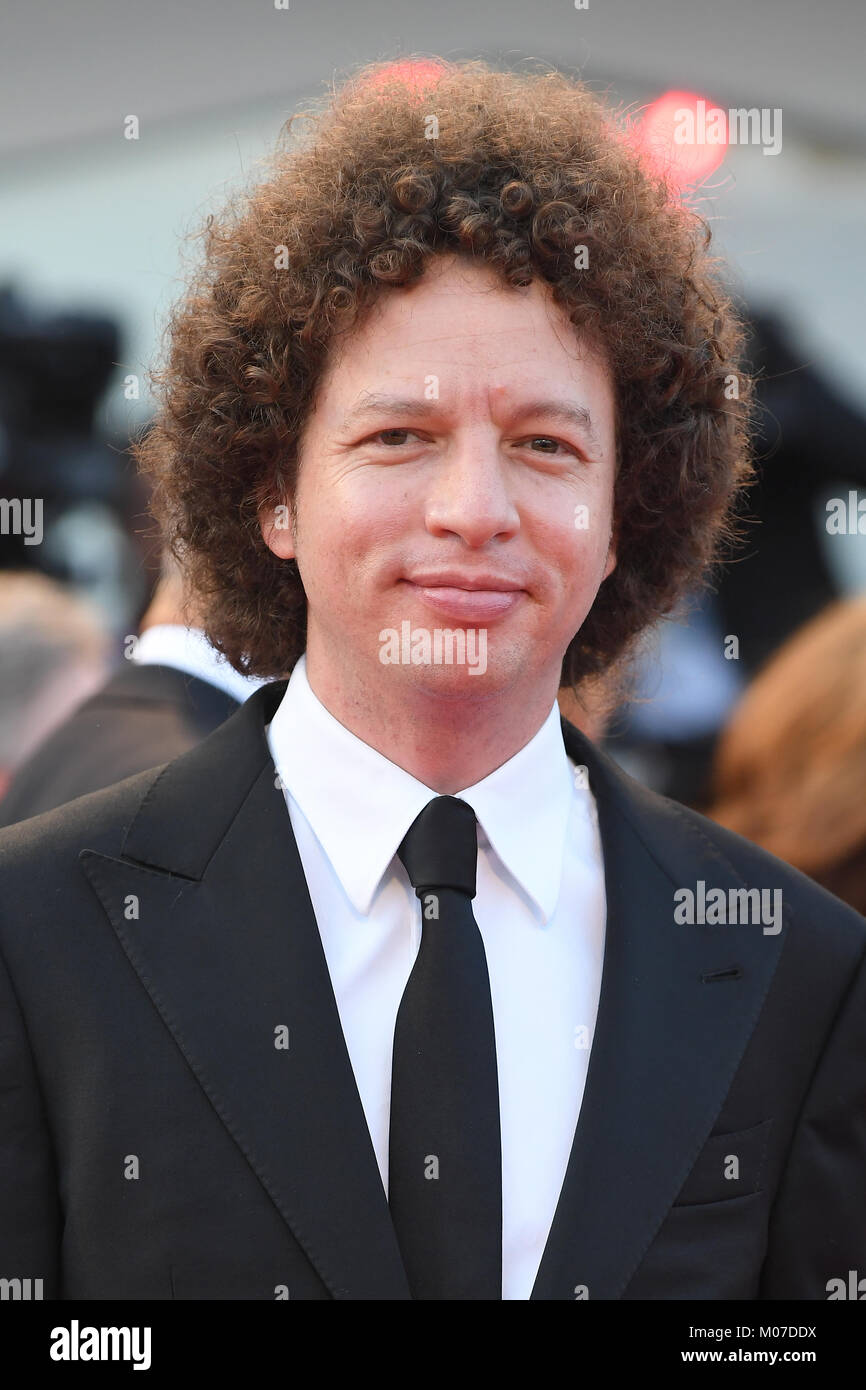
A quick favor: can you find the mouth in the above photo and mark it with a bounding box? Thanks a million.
[400,574,526,622]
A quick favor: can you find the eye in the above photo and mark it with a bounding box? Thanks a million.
[369,428,423,447]
[518,436,577,457]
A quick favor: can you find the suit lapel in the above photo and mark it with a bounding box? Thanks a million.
[529,718,787,1299]
[80,680,411,1300]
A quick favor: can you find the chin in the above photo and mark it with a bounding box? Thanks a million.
[394,651,535,704]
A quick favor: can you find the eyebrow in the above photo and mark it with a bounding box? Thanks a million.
[343,392,600,447]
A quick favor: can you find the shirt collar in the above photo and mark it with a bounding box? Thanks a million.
[266,654,575,925]
[131,624,270,705]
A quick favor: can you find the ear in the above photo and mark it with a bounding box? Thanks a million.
[259,496,296,561]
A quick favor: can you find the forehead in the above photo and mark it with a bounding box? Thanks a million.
[315,253,614,408]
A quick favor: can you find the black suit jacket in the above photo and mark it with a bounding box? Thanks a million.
[0,662,240,827]
[0,678,864,1299]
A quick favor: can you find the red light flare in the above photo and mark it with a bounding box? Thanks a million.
[626,90,728,188]
[358,59,448,105]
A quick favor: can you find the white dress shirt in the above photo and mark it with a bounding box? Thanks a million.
[130,624,270,705]
[267,653,607,1300]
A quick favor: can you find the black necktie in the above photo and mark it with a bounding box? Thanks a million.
[388,795,502,1299]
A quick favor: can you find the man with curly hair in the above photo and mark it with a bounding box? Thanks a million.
[0,58,864,1302]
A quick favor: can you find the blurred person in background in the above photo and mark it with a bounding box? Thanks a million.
[716,314,866,677]
[0,547,270,825]
[0,286,147,637]
[0,571,110,802]
[706,596,866,917]
[607,311,866,808]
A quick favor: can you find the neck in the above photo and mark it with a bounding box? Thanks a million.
[302,648,559,794]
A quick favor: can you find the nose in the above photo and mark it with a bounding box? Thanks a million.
[423,430,521,547]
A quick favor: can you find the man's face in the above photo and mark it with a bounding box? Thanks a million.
[261,253,617,705]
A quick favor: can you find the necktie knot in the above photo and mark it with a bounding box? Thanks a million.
[397,795,478,899]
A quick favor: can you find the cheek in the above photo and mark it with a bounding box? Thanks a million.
[315,509,390,590]
[546,515,611,587]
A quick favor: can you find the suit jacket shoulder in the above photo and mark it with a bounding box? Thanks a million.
[0,763,166,884]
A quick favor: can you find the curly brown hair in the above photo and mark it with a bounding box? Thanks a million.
[133,55,755,690]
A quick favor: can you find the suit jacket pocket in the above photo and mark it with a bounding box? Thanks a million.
[673,1118,773,1206]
